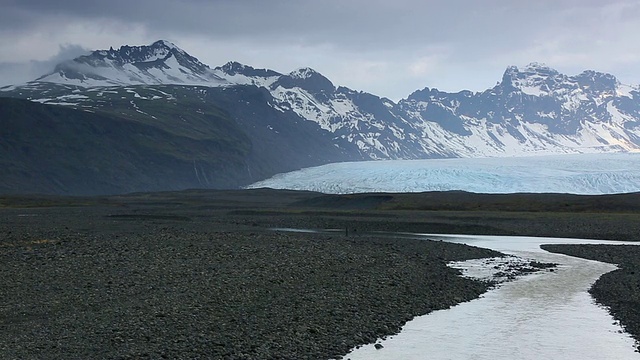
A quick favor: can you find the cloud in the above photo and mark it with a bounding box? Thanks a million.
[2,1,626,51]
[0,44,89,87]
[1,0,640,99]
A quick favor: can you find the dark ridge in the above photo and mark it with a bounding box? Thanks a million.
[292,194,394,210]
[376,191,640,213]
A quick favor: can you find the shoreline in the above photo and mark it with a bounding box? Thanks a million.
[1,189,639,358]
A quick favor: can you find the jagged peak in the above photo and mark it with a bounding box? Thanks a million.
[216,61,281,78]
[503,63,560,78]
[407,87,434,101]
[501,63,626,89]
[576,69,618,82]
[406,87,474,102]
[151,40,180,50]
[219,61,252,72]
[34,39,222,86]
[499,63,563,94]
[289,67,320,79]
[272,67,334,93]
[522,62,556,73]
[82,40,190,65]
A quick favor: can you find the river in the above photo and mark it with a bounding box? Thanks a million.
[344,235,640,359]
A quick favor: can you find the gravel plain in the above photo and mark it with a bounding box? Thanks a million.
[1,189,638,359]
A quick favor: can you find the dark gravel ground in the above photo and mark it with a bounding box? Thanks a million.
[0,206,500,359]
[541,244,640,352]
[1,189,639,359]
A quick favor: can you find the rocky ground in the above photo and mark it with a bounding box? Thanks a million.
[1,189,639,359]
[0,201,501,359]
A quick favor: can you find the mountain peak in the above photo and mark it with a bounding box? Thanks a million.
[289,67,319,79]
[151,40,180,50]
[522,62,555,72]
[216,61,281,78]
[498,62,627,97]
[499,63,564,95]
[35,40,225,87]
[75,40,191,67]
[576,69,618,83]
[574,69,619,92]
[218,61,251,74]
[503,63,560,78]
[274,67,335,94]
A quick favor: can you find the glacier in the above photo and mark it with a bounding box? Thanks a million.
[247,153,640,194]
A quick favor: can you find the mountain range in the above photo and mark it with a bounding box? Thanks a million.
[1,40,640,194]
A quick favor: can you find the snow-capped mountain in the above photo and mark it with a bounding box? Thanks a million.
[265,69,420,159]
[36,40,228,86]
[211,60,640,158]
[396,63,640,157]
[3,40,640,162]
[208,61,415,159]
[2,40,428,159]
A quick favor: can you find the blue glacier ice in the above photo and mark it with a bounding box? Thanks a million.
[248,153,640,194]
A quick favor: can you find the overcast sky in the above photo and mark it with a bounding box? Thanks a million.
[2,0,640,100]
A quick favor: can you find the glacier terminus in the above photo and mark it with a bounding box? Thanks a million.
[248,153,640,195]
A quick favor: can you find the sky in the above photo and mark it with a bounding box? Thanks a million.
[1,0,640,101]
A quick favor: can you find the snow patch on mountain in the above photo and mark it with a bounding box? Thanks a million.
[289,67,320,80]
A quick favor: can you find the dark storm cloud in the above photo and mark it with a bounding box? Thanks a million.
[0,1,587,50]
[4,0,636,67]
[1,0,639,98]
[6,1,639,40]
[1,1,635,56]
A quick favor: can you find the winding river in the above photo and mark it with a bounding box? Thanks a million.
[345,235,640,359]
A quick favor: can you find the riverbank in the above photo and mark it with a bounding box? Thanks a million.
[1,189,639,358]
